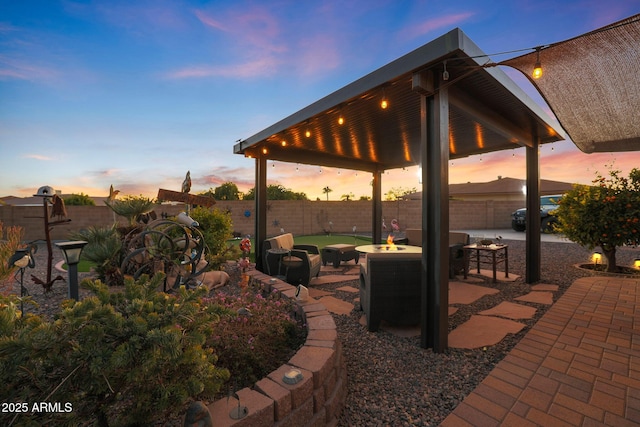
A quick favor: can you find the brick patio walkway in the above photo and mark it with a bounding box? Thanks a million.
[441,276,640,426]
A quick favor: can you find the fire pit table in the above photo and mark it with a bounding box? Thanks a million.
[355,244,422,254]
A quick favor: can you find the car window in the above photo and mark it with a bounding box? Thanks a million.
[541,196,560,205]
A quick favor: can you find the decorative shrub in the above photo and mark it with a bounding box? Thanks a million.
[0,222,24,292]
[205,281,307,390]
[189,206,240,268]
[555,167,640,272]
[0,274,230,427]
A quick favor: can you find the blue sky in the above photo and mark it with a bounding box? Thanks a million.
[1,0,639,201]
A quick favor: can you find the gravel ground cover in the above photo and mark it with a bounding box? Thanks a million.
[4,239,639,426]
[313,240,639,427]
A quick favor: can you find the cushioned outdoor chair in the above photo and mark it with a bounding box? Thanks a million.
[262,233,321,286]
[403,229,470,279]
[359,251,422,332]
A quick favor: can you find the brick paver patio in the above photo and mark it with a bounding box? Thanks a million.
[441,276,640,426]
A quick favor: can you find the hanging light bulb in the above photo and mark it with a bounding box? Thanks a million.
[380,86,389,109]
[442,60,449,81]
[338,115,344,125]
[305,129,311,138]
[532,47,543,79]
[262,147,268,155]
[281,139,287,147]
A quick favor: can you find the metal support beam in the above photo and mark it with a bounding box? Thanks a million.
[254,157,268,272]
[525,142,541,283]
[414,70,449,352]
[372,170,382,244]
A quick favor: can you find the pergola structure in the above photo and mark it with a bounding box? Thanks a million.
[233,28,566,352]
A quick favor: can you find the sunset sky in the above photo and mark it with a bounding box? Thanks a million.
[1,1,639,201]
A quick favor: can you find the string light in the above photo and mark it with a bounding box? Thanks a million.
[380,87,388,109]
[532,47,543,79]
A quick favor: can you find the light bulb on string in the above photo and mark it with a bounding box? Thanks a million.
[532,47,543,79]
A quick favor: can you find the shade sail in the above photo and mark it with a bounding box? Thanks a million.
[501,14,640,154]
[234,28,564,172]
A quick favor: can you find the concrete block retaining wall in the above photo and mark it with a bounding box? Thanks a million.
[1,200,523,241]
[206,269,346,426]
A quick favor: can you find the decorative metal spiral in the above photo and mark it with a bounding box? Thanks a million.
[120,219,207,291]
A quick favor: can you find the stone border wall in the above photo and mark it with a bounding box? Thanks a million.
[0,199,524,241]
[205,269,346,426]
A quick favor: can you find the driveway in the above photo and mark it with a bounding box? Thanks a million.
[459,228,572,243]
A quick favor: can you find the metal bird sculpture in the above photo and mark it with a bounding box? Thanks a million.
[182,171,191,193]
[50,194,67,219]
[108,184,120,202]
[31,274,65,292]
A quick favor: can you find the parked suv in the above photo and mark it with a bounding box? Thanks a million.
[511,194,563,233]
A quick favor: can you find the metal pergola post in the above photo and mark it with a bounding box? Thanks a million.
[254,157,268,272]
[414,70,449,352]
[525,141,541,283]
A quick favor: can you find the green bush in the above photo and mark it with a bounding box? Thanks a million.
[555,167,640,272]
[63,193,95,206]
[0,274,230,426]
[189,207,239,268]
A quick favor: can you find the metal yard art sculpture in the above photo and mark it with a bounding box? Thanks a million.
[120,213,208,292]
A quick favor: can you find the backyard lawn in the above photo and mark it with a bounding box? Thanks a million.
[228,234,373,261]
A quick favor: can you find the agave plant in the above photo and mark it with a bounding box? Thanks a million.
[104,195,156,226]
[69,225,124,286]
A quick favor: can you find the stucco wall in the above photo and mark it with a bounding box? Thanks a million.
[0,200,524,241]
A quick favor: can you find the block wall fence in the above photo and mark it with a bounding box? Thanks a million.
[0,199,524,242]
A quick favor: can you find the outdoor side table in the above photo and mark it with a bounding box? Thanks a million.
[321,244,360,268]
[463,243,508,284]
[266,248,290,280]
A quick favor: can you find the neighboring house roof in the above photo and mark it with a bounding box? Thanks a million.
[401,177,575,200]
[0,195,108,206]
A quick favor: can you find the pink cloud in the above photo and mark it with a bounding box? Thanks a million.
[164,56,280,79]
[0,54,60,82]
[24,154,53,161]
[399,12,476,41]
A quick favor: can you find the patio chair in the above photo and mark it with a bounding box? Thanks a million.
[262,233,321,286]
[403,229,470,278]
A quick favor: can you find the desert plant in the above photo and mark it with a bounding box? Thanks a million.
[205,281,306,389]
[69,225,123,286]
[104,195,156,226]
[0,274,230,427]
[0,222,24,290]
[555,167,640,272]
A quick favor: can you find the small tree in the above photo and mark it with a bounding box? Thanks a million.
[555,167,640,272]
[212,182,241,200]
[63,192,96,206]
[322,186,332,200]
